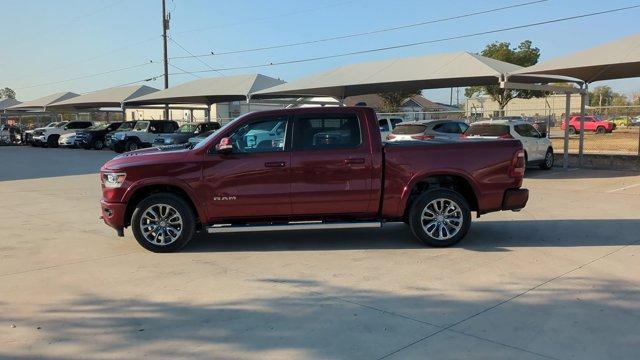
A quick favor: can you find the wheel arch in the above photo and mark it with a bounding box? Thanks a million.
[401,171,479,221]
[123,180,204,228]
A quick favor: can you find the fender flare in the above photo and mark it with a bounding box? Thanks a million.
[122,177,208,221]
[397,169,480,216]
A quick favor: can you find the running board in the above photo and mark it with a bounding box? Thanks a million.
[206,221,382,234]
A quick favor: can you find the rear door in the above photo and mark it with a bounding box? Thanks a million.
[514,124,543,160]
[289,111,374,216]
[202,115,291,220]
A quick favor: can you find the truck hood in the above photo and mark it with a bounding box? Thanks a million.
[102,145,191,171]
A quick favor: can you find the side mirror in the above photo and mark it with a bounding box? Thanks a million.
[540,132,547,138]
[215,137,233,154]
[64,126,68,130]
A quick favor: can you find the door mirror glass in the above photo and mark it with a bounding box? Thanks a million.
[215,137,233,154]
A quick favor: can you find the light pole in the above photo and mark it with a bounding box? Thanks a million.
[161,0,170,119]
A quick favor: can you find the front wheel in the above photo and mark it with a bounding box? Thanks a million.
[125,139,140,152]
[596,126,606,134]
[131,193,196,253]
[91,139,104,150]
[409,189,471,247]
[540,148,554,170]
[568,126,577,135]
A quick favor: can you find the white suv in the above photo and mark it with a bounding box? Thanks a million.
[111,120,179,153]
[465,119,554,170]
[32,121,94,148]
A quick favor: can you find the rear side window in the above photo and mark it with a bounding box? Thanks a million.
[433,122,464,134]
[390,118,403,128]
[293,115,361,150]
[392,124,426,135]
[514,124,539,138]
[466,124,510,136]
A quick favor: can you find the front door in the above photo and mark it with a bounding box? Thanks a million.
[289,112,374,216]
[202,115,291,222]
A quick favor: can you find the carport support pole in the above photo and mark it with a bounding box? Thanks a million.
[205,103,211,123]
[578,84,588,167]
[563,93,571,169]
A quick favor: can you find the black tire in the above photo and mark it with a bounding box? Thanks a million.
[131,193,196,253]
[596,126,606,134]
[125,139,140,152]
[540,148,554,170]
[408,189,471,247]
[47,135,59,148]
[568,126,577,135]
[91,139,104,150]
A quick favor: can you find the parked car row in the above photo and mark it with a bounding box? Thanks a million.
[383,117,553,170]
[27,120,222,153]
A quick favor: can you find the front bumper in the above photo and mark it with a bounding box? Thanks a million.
[100,199,127,233]
[502,188,529,211]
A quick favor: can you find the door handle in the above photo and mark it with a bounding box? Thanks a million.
[344,158,365,165]
[265,161,286,168]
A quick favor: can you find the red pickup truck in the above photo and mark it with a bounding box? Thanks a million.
[100,107,528,252]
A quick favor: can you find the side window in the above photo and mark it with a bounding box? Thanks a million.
[378,119,390,132]
[458,123,469,133]
[292,115,362,150]
[515,124,539,138]
[166,122,178,133]
[148,123,159,133]
[228,117,288,153]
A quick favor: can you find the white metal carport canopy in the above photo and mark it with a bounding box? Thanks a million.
[251,51,572,100]
[7,92,79,112]
[47,85,159,110]
[508,33,640,168]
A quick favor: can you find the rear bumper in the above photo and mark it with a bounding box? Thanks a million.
[502,188,529,211]
[100,199,127,231]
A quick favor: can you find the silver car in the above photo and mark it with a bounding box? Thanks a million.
[386,120,469,141]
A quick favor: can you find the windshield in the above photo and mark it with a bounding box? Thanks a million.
[392,124,426,135]
[117,122,136,131]
[55,122,69,128]
[192,117,241,150]
[133,121,149,131]
[466,124,510,137]
[87,123,109,130]
[177,124,198,133]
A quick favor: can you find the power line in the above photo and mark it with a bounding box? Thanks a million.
[168,36,224,76]
[168,63,201,79]
[16,61,156,90]
[169,0,549,60]
[166,5,640,76]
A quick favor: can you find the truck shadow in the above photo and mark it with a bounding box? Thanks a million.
[527,167,640,179]
[183,219,640,253]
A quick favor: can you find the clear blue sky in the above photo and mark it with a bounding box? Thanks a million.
[2,0,640,103]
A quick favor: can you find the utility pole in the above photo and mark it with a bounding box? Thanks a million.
[162,0,170,119]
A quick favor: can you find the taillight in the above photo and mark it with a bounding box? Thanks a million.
[386,134,396,140]
[509,150,526,178]
[410,134,434,140]
[499,133,514,139]
[459,134,468,139]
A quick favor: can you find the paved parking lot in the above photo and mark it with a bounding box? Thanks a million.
[1,146,639,359]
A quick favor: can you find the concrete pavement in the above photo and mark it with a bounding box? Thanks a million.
[1,146,639,359]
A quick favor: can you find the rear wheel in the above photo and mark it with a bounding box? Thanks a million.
[91,139,104,150]
[131,193,196,253]
[409,189,471,247]
[596,126,606,134]
[540,148,554,170]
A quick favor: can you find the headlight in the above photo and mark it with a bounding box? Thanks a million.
[114,133,125,140]
[164,138,173,144]
[102,172,126,188]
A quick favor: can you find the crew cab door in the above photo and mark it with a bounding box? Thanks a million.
[289,111,374,216]
[202,115,291,221]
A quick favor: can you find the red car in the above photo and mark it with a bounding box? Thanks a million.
[561,116,614,134]
[100,107,528,252]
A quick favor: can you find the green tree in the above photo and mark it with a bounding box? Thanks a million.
[464,40,545,113]
[589,85,615,107]
[377,90,420,112]
[0,87,16,99]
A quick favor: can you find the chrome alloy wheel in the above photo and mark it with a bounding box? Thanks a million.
[420,198,463,241]
[545,151,554,167]
[139,203,183,246]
